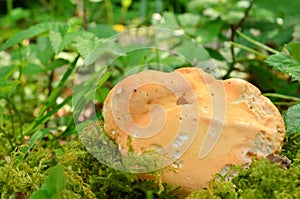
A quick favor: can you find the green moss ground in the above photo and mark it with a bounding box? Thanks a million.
[1,132,300,198]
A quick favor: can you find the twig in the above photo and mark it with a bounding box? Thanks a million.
[224,1,254,79]
[82,0,88,31]
[235,1,253,30]
[230,24,236,64]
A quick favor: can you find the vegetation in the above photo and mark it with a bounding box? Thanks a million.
[0,0,300,198]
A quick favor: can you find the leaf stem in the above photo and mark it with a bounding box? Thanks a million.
[25,95,72,136]
[231,42,267,58]
[236,31,280,54]
[24,55,79,136]
[105,0,114,25]
[40,54,79,116]
[263,93,300,102]
[272,101,300,106]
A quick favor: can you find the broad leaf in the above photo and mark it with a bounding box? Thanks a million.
[196,20,223,44]
[49,31,64,54]
[65,30,101,58]
[47,58,69,71]
[0,78,20,98]
[0,22,69,51]
[0,65,16,78]
[0,26,45,51]
[36,22,68,33]
[265,53,300,81]
[30,163,66,199]
[286,42,300,62]
[249,64,299,95]
[89,24,116,38]
[36,36,55,65]
[284,104,300,135]
[23,63,44,75]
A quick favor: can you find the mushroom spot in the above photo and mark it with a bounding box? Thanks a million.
[116,87,123,94]
[176,96,190,105]
[146,99,152,104]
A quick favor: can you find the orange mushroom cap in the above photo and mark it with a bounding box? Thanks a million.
[102,67,285,195]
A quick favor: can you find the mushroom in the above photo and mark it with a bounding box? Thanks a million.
[102,67,285,196]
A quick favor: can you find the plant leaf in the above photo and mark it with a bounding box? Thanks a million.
[196,20,223,44]
[265,53,300,81]
[36,36,55,65]
[23,63,44,75]
[49,31,64,54]
[30,163,66,199]
[286,42,300,62]
[21,128,50,158]
[0,78,20,98]
[0,22,69,51]
[47,58,69,71]
[36,22,68,33]
[71,31,101,58]
[284,104,300,135]
[0,26,45,51]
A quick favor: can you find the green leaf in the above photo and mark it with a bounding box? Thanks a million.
[0,65,17,78]
[284,104,300,135]
[47,58,69,71]
[286,42,300,62]
[30,163,66,199]
[36,22,69,33]
[0,78,20,98]
[159,12,180,29]
[249,64,299,95]
[178,13,200,27]
[196,20,223,44]
[88,24,116,38]
[36,36,55,65]
[71,31,101,58]
[205,48,224,61]
[21,128,50,158]
[221,9,245,23]
[0,22,69,51]
[0,26,45,51]
[23,63,44,75]
[265,53,300,81]
[49,31,64,54]
[254,0,300,17]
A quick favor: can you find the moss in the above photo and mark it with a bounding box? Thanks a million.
[187,159,300,199]
[281,132,300,166]
[186,180,237,199]
[62,140,179,199]
[0,137,178,199]
[0,146,57,198]
[234,159,300,198]
[1,126,300,198]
